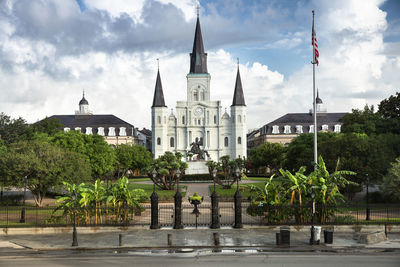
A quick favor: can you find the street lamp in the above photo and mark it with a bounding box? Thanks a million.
[152,169,157,192]
[212,168,217,192]
[176,169,181,192]
[72,189,78,247]
[366,174,370,221]
[234,167,240,190]
[20,176,27,223]
[310,189,316,245]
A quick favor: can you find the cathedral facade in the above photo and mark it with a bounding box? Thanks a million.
[151,16,247,162]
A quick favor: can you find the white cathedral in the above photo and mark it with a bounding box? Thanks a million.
[151,15,247,162]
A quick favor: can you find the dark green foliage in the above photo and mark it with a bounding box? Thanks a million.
[0,113,33,145]
[249,142,286,174]
[378,92,400,119]
[31,117,63,136]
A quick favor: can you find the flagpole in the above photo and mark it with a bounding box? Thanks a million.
[312,10,317,170]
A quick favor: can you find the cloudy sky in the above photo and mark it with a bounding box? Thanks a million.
[0,0,399,130]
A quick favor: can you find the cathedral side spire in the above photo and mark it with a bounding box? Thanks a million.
[189,13,208,74]
[152,68,166,107]
[231,63,246,106]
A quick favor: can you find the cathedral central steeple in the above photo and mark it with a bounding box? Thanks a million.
[190,14,208,74]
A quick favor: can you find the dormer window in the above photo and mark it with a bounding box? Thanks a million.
[119,127,126,136]
[309,125,314,133]
[64,127,70,132]
[75,127,81,132]
[334,124,341,133]
[296,125,303,134]
[108,127,116,136]
[322,124,329,131]
[284,125,291,134]
[272,125,279,134]
[86,127,92,135]
[98,127,105,136]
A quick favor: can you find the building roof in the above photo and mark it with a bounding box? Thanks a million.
[316,90,323,104]
[79,96,88,105]
[189,17,208,74]
[138,128,152,136]
[232,67,246,106]
[48,114,134,128]
[261,112,347,134]
[151,70,166,107]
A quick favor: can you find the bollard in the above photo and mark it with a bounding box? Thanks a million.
[119,234,124,246]
[324,230,333,244]
[213,233,220,246]
[168,234,173,246]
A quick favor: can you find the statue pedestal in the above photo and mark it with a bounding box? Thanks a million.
[186,161,209,175]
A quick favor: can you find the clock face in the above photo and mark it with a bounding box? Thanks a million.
[194,107,203,116]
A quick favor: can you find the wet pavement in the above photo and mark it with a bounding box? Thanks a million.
[1,227,399,253]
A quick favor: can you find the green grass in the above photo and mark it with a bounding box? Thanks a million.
[245,177,269,181]
[208,182,265,198]
[129,178,151,182]
[128,183,187,201]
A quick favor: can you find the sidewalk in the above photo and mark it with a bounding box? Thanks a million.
[1,227,399,252]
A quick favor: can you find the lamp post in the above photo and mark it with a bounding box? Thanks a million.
[310,189,315,245]
[72,189,78,247]
[366,174,370,221]
[20,176,27,223]
[174,168,183,229]
[233,167,242,228]
[211,167,220,229]
[150,169,159,229]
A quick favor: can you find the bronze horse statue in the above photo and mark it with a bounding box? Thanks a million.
[189,141,210,160]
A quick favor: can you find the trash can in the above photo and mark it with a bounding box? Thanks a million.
[324,230,333,244]
[310,226,322,244]
[280,227,290,245]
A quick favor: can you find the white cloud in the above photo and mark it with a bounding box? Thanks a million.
[0,0,399,133]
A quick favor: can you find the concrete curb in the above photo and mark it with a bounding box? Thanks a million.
[2,224,400,235]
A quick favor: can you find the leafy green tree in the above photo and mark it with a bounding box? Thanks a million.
[378,92,400,119]
[249,142,286,174]
[7,140,91,206]
[0,113,33,145]
[380,157,400,201]
[340,105,380,135]
[115,144,152,177]
[149,152,188,190]
[50,131,116,179]
[31,117,63,135]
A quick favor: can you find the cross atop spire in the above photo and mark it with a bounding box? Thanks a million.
[157,58,159,70]
[196,3,200,18]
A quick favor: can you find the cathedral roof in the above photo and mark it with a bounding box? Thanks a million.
[152,70,166,108]
[189,16,208,74]
[232,67,246,106]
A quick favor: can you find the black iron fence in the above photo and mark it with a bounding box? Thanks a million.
[1,203,399,228]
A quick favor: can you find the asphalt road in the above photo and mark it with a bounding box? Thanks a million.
[0,252,399,267]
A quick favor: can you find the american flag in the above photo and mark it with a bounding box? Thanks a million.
[312,19,319,65]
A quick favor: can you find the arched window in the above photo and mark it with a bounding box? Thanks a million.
[182,116,185,125]
[224,137,229,147]
[214,115,217,124]
[199,137,203,145]
[194,91,198,101]
[170,137,174,147]
[195,137,199,143]
[238,137,242,144]
[157,137,161,145]
[238,115,241,123]
[200,91,204,101]
[157,116,161,124]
